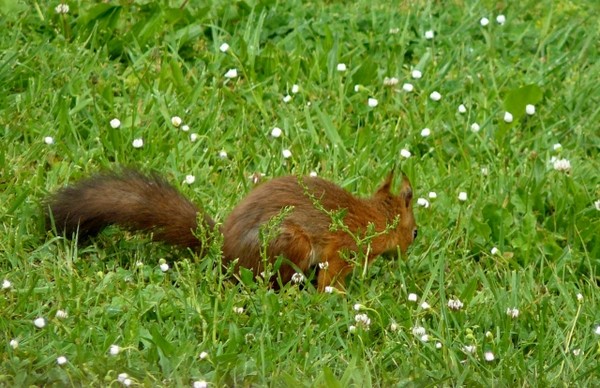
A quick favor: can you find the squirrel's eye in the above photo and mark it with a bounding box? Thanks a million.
[413,228,418,240]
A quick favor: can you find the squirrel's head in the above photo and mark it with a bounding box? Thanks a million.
[375,172,417,254]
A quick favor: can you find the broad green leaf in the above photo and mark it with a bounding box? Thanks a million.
[503,84,543,120]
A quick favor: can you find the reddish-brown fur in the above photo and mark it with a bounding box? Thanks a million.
[47,170,417,290]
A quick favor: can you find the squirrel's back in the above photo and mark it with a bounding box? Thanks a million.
[47,170,213,248]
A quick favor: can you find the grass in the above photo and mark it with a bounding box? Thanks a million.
[1,0,599,386]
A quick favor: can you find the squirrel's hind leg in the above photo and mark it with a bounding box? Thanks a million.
[317,247,353,291]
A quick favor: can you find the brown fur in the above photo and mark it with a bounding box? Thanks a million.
[46,170,417,290]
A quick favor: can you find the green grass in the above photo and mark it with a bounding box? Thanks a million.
[1,0,599,385]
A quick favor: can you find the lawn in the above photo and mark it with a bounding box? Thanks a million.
[1,0,599,386]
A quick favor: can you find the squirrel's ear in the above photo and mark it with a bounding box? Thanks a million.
[399,175,413,207]
[376,170,395,195]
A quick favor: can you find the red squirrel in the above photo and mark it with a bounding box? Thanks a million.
[46,170,417,290]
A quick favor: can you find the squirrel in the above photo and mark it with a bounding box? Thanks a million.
[46,169,417,291]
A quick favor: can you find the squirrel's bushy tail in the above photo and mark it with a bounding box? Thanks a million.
[46,170,214,248]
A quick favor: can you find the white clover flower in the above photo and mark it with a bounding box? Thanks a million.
[291,272,304,284]
[389,27,400,34]
[367,98,378,107]
[428,192,437,199]
[354,84,361,92]
[411,70,423,79]
[55,310,68,319]
[118,372,132,386]
[553,158,571,172]
[594,200,600,211]
[185,175,195,185]
[110,118,121,129]
[553,143,562,151]
[481,166,489,176]
[470,123,481,133]
[400,149,411,158]
[496,14,506,25]
[402,83,414,92]
[484,351,495,361]
[160,263,169,272]
[458,192,468,201]
[353,303,363,311]
[132,138,143,148]
[193,381,208,388]
[270,127,282,137]
[424,30,434,40]
[190,133,199,142]
[594,325,600,335]
[463,345,476,354]
[291,84,300,94]
[506,307,519,318]
[572,348,582,356]
[429,91,442,101]
[503,111,514,123]
[420,128,431,137]
[171,116,183,127]
[447,298,464,310]
[283,95,292,103]
[525,104,535,115]
[417,198,430,208]
[348,325,357,333]
[218,150,228,159]
[420,301,431,310]
[458,104,467,113]
[181,124,190,132]
[383,77,399,86]
[485,331,493,339]
[233,306,244,314]
[109,344,120,356]
[412,326,426,336]
[324,286,334,293]
[34,317,46,328]
[282,149,292,159]
[435,342,442,349]
[318,261,329,270]
[224,68,238,79]
[480,17,490,26]
[9,339,18,349]
[491,247,500,255]
[390,322,399,332]
[219,43,230,52]
[57,356,67,365]
[199,351,209,360]
[309,171,318,177]
[336,63,347,72]
[55,3,69,14]
[576,293,583,301]
[44,136,55,145]
[355,313,371,328]
[408,293,418,302]
[2,279,11,289]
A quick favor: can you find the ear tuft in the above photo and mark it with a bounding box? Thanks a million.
[377,170,395,194]
[400,175,413,206]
